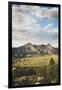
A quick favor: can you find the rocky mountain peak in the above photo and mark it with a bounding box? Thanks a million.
[12,43,58,58]
[47,43,52,49]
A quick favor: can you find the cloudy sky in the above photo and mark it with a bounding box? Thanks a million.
[12,4,58,47]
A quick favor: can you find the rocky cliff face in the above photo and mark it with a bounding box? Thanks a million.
[12,43,58,58]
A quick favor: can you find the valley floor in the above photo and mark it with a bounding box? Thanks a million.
[13,55,58,67]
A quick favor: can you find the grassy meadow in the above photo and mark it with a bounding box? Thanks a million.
[12,55,59,87]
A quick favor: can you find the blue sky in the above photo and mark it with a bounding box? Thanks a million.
[12,5,58,47]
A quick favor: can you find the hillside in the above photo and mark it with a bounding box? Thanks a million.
[12,43,58,58]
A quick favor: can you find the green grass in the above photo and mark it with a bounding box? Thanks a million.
[12,55,58,68]
[12,55,59,87]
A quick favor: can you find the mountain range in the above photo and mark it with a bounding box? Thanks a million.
[12,43,58,58]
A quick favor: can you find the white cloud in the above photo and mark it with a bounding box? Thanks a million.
[27,6,58,19]
[12,5,41,34]
[12,5,58,47]
[12,5,58,19]
[48,8,58,18]
[47,28,58,34]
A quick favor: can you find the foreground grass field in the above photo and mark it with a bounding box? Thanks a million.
[12,55,59,87]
